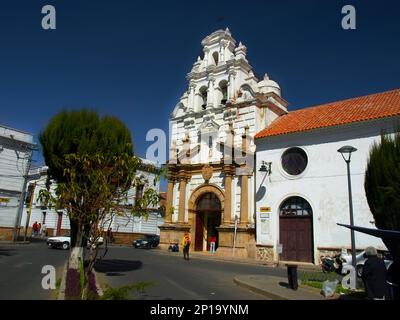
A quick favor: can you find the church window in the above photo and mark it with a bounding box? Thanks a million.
[212,52,219,66]
[219,80,228,105]
[280,196,312,217]
[208,136,213,149]
[281,147,308,176]
[200,86,208,109]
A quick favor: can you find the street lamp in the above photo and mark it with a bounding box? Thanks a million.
[259,161,272,175]
[338,145,357,269]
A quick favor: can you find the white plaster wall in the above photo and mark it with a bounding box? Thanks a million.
[18,162,161,235]
[0,196,19,227]
[255,117,400,261]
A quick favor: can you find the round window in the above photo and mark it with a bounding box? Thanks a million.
[281,147,308,176]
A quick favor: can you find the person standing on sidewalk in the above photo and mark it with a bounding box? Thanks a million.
[32,221,38,237]
[361,246,387,300]
[209,233,216,254]
[182,232,191,260]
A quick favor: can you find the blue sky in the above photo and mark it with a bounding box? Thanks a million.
[1,0,400,190]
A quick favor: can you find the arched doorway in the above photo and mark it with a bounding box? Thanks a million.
[279,196,313,262]
[195,192,222,251]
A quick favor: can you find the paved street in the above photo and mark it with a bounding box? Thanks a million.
[0,242,290,300]
[0,242,68,300]
[94,246,287,300]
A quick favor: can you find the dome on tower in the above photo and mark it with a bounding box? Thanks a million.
[258,73,281,97]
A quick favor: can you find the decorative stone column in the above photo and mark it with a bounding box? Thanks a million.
[203,47,209,67]
[240,126,250,226]
[223,165,234,225]
[228,70,236,101]
[240,174,249,226]
[207,77,215,108]
[178,170,188,224]
[188,83,195,112]
[165,176,175,224]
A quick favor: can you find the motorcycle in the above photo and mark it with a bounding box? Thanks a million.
[321,254,344,274]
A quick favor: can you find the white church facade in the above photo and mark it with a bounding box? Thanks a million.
[159,29,400,264]
[159,29,288,258]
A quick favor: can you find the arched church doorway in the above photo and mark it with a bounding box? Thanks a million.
[279,196,314,262]
[195,192,222,251]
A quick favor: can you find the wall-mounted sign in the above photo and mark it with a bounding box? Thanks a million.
[260,219,269,235]
[0,197,10,203]
[260,207,271,213]
[260,213,270,219]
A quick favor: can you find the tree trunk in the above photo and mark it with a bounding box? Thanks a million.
[69,225,84,270]
[70,219,79,247]
[81,245,98,300]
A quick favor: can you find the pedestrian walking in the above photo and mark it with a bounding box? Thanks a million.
[32,221,38,237]
[182,232,191,260]
[361,246,388,300]
[38,223,42,236]
[209,233,216,254]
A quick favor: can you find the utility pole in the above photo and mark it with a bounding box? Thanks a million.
[23,181,36,242]
[12,148,33,242]
[232,215,238,257]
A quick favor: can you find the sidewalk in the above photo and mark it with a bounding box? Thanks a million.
[234,275,335,300]
[152,248,321,271]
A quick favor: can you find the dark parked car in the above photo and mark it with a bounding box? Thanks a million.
[133,235,160,249]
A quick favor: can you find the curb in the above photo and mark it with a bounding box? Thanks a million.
[93,270,104,297]
[153,249,276,267]
[233,276,288,300]
[0,241,30,245]
[57,261,68,300]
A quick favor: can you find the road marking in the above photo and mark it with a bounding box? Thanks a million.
[14,262,33,268]
[164,277,204,300]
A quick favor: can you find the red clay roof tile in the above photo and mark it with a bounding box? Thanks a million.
[255,88,400,139]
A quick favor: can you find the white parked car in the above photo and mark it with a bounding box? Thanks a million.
[47,236,71,250]
[340,250,393,277]
[46,235,104,250]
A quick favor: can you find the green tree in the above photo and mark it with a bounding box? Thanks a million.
[39,109,133,247]
[39,110,160,299]
[364,131,400,230]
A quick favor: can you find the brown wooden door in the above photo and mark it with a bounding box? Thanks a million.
[195,213,204,251]
[280,216,313,262]
[56,212,63,236]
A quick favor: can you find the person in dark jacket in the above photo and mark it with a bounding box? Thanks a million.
[361,246,387,299]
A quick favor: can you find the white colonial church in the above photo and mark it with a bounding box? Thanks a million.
[159,29,400,265]
[159,29,288,258]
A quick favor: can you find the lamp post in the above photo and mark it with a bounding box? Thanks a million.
[338,145,357,269]
[259,161,272,175]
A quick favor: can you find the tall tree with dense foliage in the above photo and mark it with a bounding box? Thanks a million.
[39,110,159,299]
[364,131,400,230]
[39,109,134,247]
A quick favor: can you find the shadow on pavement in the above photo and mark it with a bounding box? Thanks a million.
[278,282,290,288]
[94,259,142,275]
[0,248,16,257]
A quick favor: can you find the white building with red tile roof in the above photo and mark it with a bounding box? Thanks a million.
[254,89,400,264]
